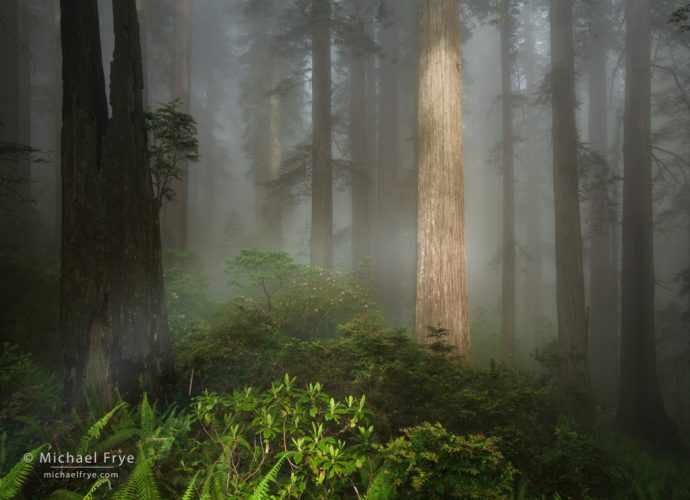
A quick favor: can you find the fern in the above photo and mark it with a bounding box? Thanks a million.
[113,444,160,500]
[78,402,127,454]
[366,468,395,500]
[181,471,200,500]
[139,394,155,439]
[47,490,83,500]
[0,444,48,500]
[250,454,286,500]
[82,477,111,500]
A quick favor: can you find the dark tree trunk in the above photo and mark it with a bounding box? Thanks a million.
[550,0,590,413]
[415,0,469,358]
[310,0,333,268]
[615,0,680,451]
[349,0,370,267]
[587,0,618,403]
[60,0,171,407]
[500,0,516,358]
[0,0,31,252]
[376,0,401,323]
[161,0,191,250]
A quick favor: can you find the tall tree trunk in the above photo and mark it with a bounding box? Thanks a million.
[587,0,617,403]
[60,0,171,407]
[257,67,283,250]
[376,0,401,323]
[615,0,679,450]
[549,0,590,412]
[522,0,543,348]
[349,0,369,267]
[415,0,469,358]
[161,0,191,250]
[310,0,333,268]
[500,0,516,358]
[0,0,31,252]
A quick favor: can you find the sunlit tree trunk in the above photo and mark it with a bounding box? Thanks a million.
[415,0,469,358]
[61,0,171,407]
[376,0,401,322]
[349,0,370,267]
[500,0,516,358]
[615,0,679,450]
[549,0,590,411]
[587,0,617,403]
[161,0,191,250]
[310,0,333,268]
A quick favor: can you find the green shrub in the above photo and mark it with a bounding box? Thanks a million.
[374,422,516,499]
[224,249,380,340]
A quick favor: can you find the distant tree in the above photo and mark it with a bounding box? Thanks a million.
[376,0,402,322]
[587,0,619,404]
[145,99,200,209]
[60,0,171,407]
[616,0,681,451]
[415,0,470,358]
[499,0,516,359]
[0,1,31,252]
[669,3,690,31]
[549,0,590,415]
[161,0,192,250]
[310,0,334,268]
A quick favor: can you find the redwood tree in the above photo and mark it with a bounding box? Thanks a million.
[60,0,171,407]
[310,0,333,268]
[415,0,469,358]
[615,0,679,450]
[549,0,589,409]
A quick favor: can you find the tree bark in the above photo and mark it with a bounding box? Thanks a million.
[500,0,516,358]
[60,0,171,407]
[349,0,370,267]
[615,0,680,450]
[587,0,618,403]
[161,0,191,250]
[549,0,590,411]
[310,0,333,268]
[415,0,469,359]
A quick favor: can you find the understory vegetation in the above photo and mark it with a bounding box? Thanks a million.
[1,250,689,499]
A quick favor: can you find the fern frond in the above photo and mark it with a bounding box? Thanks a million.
[366,468,395,500]
[250,455,286,500]
[79,402,127,454]
[139,394,155,439]
[0,444,48,500]
[113,445,160,500]
[181,471,200,500]
[82,477,112,500]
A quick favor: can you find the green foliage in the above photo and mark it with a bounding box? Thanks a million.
[374,423,515,499]
[0,344,60,473]
[162,250,215,337]
[184,375,371,498]
[223,248,380,340]
[469,308,502,367]
[0,253,61,363]
[145,99,200,206]
[0,443,48,499]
